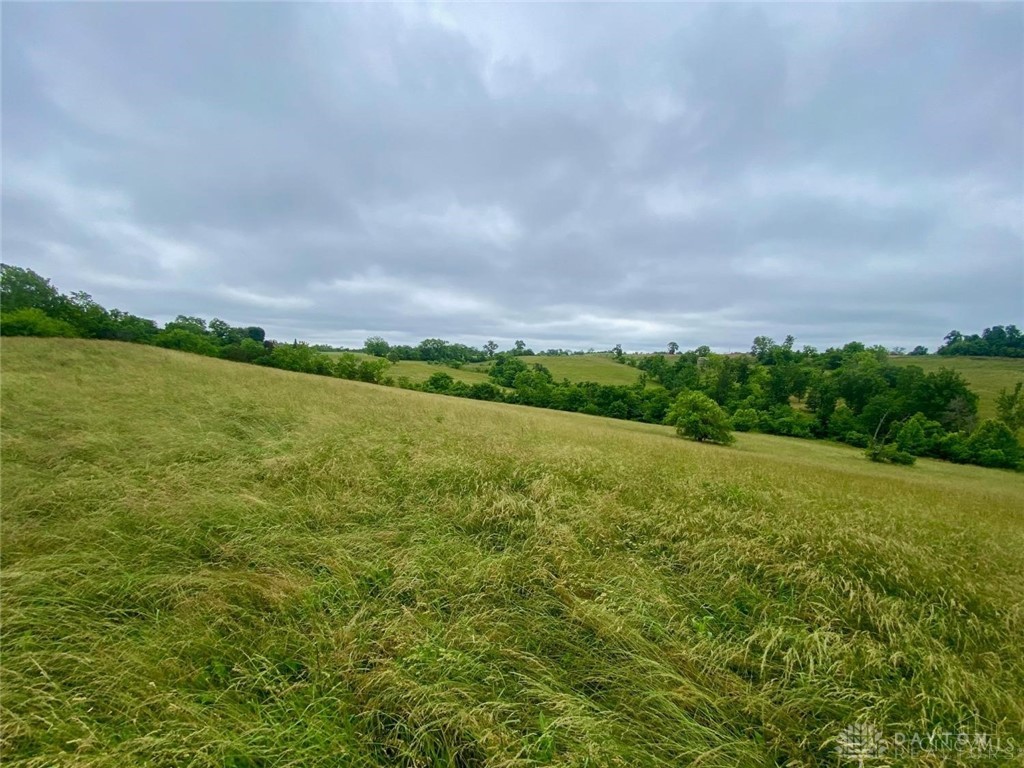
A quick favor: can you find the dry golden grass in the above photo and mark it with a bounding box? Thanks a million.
[2,339,1022,767]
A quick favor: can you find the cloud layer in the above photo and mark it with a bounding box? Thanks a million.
[3,3,1021,350]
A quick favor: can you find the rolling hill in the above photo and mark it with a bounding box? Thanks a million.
[2,339,1022,766]
[890,355,1024,420]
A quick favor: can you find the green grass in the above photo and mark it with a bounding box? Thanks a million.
[2,339,1023,767]
[321,351,495,386]
[891,355,1024,420]
[387,360,495,386]
[466,355,641,386]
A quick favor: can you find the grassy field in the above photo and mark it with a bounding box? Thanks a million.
[466,355,642,386]
[322,351,495,386]
[2,339,1023,767]
[891,355,1024,420]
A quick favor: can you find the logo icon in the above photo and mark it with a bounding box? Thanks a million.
[836,722,887,765]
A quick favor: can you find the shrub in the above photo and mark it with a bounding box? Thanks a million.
[0,308,79,338]
[966,420,1023,469]
[731,408,761,432]
[865,443,916,466]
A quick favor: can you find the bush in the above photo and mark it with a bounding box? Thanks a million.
[865,443,916,465]
[153,328,220,356]
[731,408,761,432]
[842,431,870,448]
[966,420,1022,469]
[0,308,79,338]
[666,391,734,444]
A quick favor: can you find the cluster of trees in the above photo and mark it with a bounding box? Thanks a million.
[357,336,599,363]
[632,336,1022,468]
[937,326,1023,357]
[2,264,1020,470]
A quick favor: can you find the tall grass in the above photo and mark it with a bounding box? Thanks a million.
[2,339,1022,767]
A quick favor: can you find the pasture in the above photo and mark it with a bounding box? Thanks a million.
[2,339,1022,767]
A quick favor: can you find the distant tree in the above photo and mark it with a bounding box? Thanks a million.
[909,345,928,356]
[513,339,527,355]
[665,391,734,444]
[668,341,679,355]
[154,328,219,356]
[245,326,266,343]
[364,336,390,357]
[996,382,1024,433]
[484,340,498,357]
[612,344,623,359]
[165,315,208,335]
[0,264,64,315]
[890,346,907,356]
[751,336,775,362]
[417,338,448,361]
[424,371,455,393]
[488,353,528,387]
[386,349,401,364]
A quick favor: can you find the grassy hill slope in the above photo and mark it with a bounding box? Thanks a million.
[2,339,1022,767]
[466,354,642,386]
[891,355,1024,420]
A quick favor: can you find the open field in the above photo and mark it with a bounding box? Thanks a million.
[466,354,642,386]
[388,360,495,386]
[2,339,1023,766]
[891,355,1024,420]
[321,351,495,386]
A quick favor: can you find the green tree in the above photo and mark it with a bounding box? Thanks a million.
[666,391,734,444]
[668,341,679,355]
[996,382,1024,432]
[484,340,498,357]
[364,336,390,357]
[966,420,1022,469]
[0,264,64,314]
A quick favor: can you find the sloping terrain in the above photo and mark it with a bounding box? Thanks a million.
[891,355,1024,420]
[2,339,1022,767]
[466,354,642,386]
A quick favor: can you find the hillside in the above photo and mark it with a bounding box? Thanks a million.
[2,339,1023,767]
[890,355,1024,420]
[465,354,642,386]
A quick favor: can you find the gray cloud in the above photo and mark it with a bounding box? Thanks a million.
[3,2,1021,351]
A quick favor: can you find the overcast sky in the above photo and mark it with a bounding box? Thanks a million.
[3,3,1022,352]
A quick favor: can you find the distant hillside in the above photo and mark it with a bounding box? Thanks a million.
[2,338,1022,766]
[891,355,1024,419]
[465,353,642,386]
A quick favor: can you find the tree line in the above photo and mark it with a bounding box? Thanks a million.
[2,264,1021,470]
[936,326,1023,357]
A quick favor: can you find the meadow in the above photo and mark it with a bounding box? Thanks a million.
[891,355,1024,420]
[464,355,642,386]
[2,339,1022,767]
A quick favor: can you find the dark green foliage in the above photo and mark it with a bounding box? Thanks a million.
[731,408,760,432]
[488,354,529,387]
[996,382,1024,432]
[666,391,734,444]
[0,264,65,315]
[363,336,390,357]
[865,443,916,465]
[938,326,1024,357]
[153,329,220,356]
[966,420,1023,469]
